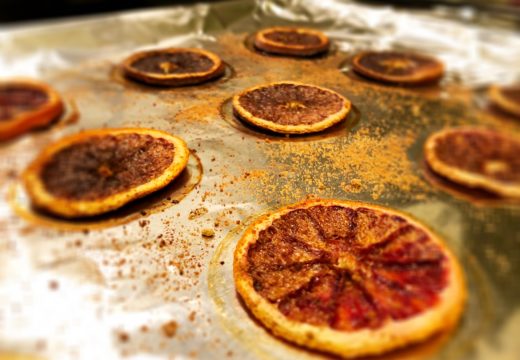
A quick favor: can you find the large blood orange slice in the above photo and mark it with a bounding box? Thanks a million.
[234,198,465,358]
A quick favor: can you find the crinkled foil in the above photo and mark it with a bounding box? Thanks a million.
[1,1,519,359]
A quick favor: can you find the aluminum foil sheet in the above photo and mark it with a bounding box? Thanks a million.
[0,1,519,359]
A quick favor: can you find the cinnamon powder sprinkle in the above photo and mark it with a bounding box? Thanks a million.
[243,128,427,203]
[161,320,178,338]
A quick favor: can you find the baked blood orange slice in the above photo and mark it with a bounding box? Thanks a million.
[122,48,225,86]
[352,51,444,85]
[23,128,189,218]
[234,199,465,358]
[488,84,520,118]
[0,79,64,141]
[254,27,330,57]
[425,127,520,198]
[232,81,351,134]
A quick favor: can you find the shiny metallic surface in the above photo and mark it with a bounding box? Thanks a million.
[0,1,519,359]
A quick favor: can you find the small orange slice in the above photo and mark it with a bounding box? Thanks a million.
[122,48,225,86]
[254,27,330,57]
[23,128,189,218]
[488,84,520,118]
[234,198,465,358]
[0,79,63,140]
[232,81,351,134]
[352,51,444,85]
[424,127,520,198]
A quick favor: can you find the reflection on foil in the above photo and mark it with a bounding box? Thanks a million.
[256,0,520,87]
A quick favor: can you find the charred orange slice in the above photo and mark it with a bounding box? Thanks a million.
[425,127,520,198]
[488,84,520,118]
[122,48,225,86]
[0,79,64,141]
[352,51,444,85]
[232,81,351,134]
[254,27,330,57]
[234,198,465,358]
[23,128,189,218]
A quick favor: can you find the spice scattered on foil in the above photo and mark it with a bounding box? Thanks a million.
[241,128,428,204]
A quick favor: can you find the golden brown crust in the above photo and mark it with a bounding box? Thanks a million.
[352,51,444,85]
[232,81,351,134]
[234,198,466,359]
[254,27,330,57]
[488,85,520,118]
[424,127,520,198]
[23,128,189,218]
[121,48,225,86]
[0,78,64,141]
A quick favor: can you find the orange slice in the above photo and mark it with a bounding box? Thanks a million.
[254,27,330,57]
[352,51,444,85]
[424,127,520,198]
[23,128,189,218]
[122,48,225,86]
[0,79,63,140]
[232,81,351,134]
[234,198,465,358]
[488,84,520,118]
